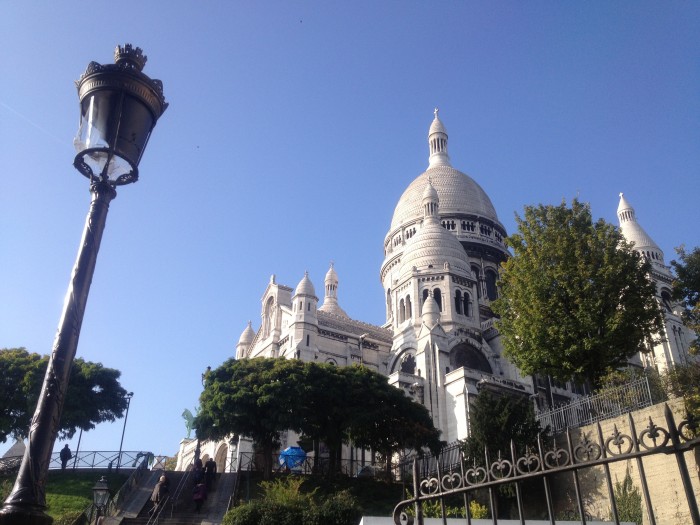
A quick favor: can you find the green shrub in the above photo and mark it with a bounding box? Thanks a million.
[610,468,642,525]
[224,477,360,525]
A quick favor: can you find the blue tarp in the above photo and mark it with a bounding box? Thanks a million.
[279,446,306,470]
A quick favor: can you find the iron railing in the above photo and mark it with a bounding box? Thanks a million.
[536,377,653,434]
[79,454,151,524]
[393,403,700,525]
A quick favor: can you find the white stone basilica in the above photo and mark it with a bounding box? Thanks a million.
[176,111,695,471]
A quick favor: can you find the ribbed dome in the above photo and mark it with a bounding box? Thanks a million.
[237,321,255,345]
[399,181,471,279]
[390,167,500,232]
[294,271,317,297]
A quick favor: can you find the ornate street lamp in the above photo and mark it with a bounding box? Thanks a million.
[92,476,110,523]
[116,392,134,472]
[0,44,167,525]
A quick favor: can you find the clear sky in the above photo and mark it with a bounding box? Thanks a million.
[1,2,698,458]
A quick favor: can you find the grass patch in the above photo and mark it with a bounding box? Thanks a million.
[1,469,128,520]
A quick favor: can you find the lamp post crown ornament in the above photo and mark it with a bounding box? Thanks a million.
[115,44,147,71]
[76,43,168,114]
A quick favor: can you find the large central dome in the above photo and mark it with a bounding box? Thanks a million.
[390,166,500,232]
[388,111,502,235]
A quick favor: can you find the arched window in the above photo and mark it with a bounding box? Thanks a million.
[423,289,429,303]
[399,299,406,323]
[455,290,463,314]
[433,288,442,311]
[401,354,416,374]
[661,290,673,312]
[405,295,412,319]
[463,292,471,317]
[450,344,492,374]
[485,270,498,301]
[263,297,274,337]
[471,266,481,299]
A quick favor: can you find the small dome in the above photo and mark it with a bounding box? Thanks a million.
[429,114,448,137]
[399,182,470,279]
[422,293,441,327]
[237,321,255,346]
[294,271,317,297]
[325,264,338,283]
[319,263,349,318]
[422,180,439,203]
[617,193,665,264]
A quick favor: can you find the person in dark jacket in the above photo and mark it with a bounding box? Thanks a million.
[150,475,169,515]
[60,445,72,470]
[204,457,217,490]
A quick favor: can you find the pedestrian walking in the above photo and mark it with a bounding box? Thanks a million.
[150,475,169,516]
[204,457,217,490]
[59,445,72,470]
[193,482,207,513]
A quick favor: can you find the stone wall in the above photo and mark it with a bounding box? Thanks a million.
[560,398,699,525]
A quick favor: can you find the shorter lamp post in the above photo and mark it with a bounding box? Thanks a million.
[116,392,134,472]
[92,477,110,524]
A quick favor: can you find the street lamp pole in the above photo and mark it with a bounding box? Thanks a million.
[0,44,167,525]
[116,392,134,472]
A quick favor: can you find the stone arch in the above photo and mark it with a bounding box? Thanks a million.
[263,296,275,337]
[450,343,492,374]
[390,348,417,374]
[215,444,228,471]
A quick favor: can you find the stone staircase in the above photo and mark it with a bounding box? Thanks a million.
[103,470,237,525]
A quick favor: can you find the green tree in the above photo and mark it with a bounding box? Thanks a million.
[460,390,544,461]
[671,245,700,354]
[0,348,128,443]
[662,362,700,420]
[195,358,305,479]
[492,199,664,388]
[345,366,442,476]
[195,359,440,479]
[460,390,545,519]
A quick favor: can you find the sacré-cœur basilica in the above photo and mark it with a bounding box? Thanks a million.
[176,111,695,472]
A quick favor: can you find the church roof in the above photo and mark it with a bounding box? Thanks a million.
[317,310,393,344]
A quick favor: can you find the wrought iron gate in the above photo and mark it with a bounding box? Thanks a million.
[393,404,700,525]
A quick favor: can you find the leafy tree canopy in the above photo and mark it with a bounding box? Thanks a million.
[461,390,544,461]
[492,199,664,388]
[195,358,441,478]
[671,245,700,354]
[0,348,128,443]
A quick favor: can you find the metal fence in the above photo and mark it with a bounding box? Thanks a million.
[393,403,700,525]
[536,377,653,434]
[0,450,152,473]
[236,451,399,479]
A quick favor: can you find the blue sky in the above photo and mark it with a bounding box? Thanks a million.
[1,2,698,457]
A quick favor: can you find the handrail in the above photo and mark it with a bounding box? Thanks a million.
[168,463,193,517]
[227,456,243,511]
[146,493,170,525]
[70,456,151,525]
